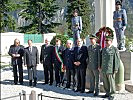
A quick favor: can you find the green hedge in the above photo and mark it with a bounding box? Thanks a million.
[50,34,69,46]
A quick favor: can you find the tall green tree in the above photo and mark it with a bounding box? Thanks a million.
[18,0,60,34]
[0,0,17,32]
[66,0,92,39]
[0,0,27,33]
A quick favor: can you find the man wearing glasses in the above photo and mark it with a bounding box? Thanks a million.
[8,39,24,85]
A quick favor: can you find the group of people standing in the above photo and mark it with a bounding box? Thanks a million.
[8,0,126,99]
[8,34,120,99]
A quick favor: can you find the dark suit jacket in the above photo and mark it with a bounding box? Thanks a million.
[52,45,65,67]
[40,44,54,65]
[73,46,88,69]
[8,45,24,65]
[63,48,75,70]
[24,46,39,67]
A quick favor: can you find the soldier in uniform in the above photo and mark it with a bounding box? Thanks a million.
[73,38,88,93]
[113,0,127,50]
[52,39,65,87]
[87,34,101,96]
[100,36,120,98]
[72,9,82,46]
[63,40,75,90]
[40,38,54,85]
[8,39,24,85]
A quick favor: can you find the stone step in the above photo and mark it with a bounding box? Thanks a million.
[99,80,133,93]
[125,80,133,93]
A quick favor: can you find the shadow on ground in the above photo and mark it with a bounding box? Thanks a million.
[1,67,104,99]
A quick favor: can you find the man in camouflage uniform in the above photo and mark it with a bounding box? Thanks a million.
[113,0,127,50]
[100,36,120,99]
[87,34,101,96]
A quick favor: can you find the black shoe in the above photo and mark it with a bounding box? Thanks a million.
[74,89,81,92]
[14,83,18,85]
[80,90,85,93]
[102,95,109,98]
[65,85,70,88]
[72,88,75,91]
[86,91,94,94]
[49,83,53,86]
[33,82,37,87]
[94,92,99,96]
[33,84,36,87]
[20,82,23,85]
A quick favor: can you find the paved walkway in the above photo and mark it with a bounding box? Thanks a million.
[1,56,133,100]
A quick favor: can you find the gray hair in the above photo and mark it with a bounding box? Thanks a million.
[67,40,73,44]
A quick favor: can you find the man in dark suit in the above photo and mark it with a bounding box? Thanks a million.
[40,38,54,85]
[74,38,88,93]
[24,40,39,87]
[8,39,24,85]
[52,39,65,87]
[63,40,75,90]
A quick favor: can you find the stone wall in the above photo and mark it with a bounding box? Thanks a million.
[0,32,56,55]
[0,32,24,55]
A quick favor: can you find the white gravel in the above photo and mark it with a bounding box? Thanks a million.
[1,56,133,100]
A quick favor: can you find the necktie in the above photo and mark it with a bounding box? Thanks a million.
[29,47,32,52]
[78,47,80,53]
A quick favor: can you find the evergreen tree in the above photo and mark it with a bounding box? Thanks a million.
[66,0,92,39]
[0,0,17,32]
[18,0,60,34]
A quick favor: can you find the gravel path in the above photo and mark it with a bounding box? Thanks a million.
[1,56,133,100]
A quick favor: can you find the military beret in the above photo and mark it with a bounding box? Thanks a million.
[89,34,97,39]
[105,36,114,41]
[115,1,122,6]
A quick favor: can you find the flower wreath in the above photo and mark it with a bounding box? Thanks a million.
[96,26,114,44]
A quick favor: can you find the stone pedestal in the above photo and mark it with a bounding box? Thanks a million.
[119,51,133,83]
[115,60,125,91]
